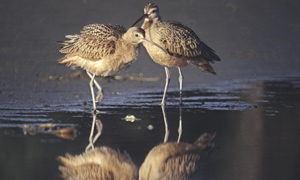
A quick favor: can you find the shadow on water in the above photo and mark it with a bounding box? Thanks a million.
[1,77,300,179]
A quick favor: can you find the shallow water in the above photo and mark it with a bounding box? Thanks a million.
[1,77,300,180]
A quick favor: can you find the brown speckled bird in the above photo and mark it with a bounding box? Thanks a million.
[58,24,166,112]
[139,132,217,180]
[57,146,138,180]
[132,3,221,106]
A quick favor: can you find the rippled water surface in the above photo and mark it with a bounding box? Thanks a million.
[1,77,300,180]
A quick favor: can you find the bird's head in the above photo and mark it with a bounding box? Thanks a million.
[132,3,161,27]
[124,27,167,54]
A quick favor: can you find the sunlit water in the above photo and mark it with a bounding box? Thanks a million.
[1,77,300,180]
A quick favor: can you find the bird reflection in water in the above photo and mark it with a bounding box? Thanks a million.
[139,132,217,180]
[151,105,216,180]
[57,146,138,180]
[58,113,138,180]
[58,111,216,180]
[85,113,103,151]
[161,105,170,142]
[161,105,183,142]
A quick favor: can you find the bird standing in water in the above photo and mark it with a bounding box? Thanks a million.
[58,24,166,112]
[132,3,221,106]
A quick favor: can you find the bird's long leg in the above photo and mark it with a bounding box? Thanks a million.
[86,71,97,151]
[86,71,103,104]
[87,71,97,112]
[160,67,170,106]
[177,106,182,143]
[161,105,169,142]
[86,112,97,152]
[86,113,103,152]
[92,118,103,144]
[178,67,184,106]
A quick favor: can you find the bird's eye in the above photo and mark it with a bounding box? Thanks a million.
[152,10,156,13]
[135,34,139,37]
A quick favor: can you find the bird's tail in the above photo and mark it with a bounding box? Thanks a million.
[195,41,220,74]
[194,61,217,74]
[199,41,221,62]
[57,35,80,54]
[194,132,216,150]
[194,132,218,162]
[57,34,81,66]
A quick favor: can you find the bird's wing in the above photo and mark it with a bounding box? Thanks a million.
[58,24,126,60]
[156,21,220,62]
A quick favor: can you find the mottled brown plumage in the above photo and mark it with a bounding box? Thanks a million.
[58,24,166,111]
[57,146,138,180]
[58,24,143,78]
[132,3,221,105]
[139,133,216,180]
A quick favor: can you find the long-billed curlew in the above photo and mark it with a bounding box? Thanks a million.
[58,24,166,112]
[139,132,217,180]
[57,146,138,180]
[132,3,221,106]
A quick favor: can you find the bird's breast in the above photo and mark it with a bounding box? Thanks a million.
[143,25,189,68]
[143,41,189,68]
[88,42,138,76]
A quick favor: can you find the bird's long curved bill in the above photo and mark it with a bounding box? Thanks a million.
[142,38,167,54]
[132,14,148,27]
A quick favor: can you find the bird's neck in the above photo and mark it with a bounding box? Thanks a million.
[121,34,139,48]
[141,17,160,30]
[142,18,160,42]
[121,32,131,42]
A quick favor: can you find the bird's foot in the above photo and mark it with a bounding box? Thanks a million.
[95,90,103,105]
[91,108,106,115]
[160,102,167,107]
[92,108,101,115]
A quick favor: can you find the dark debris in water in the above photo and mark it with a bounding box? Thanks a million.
[23,123,77,140]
